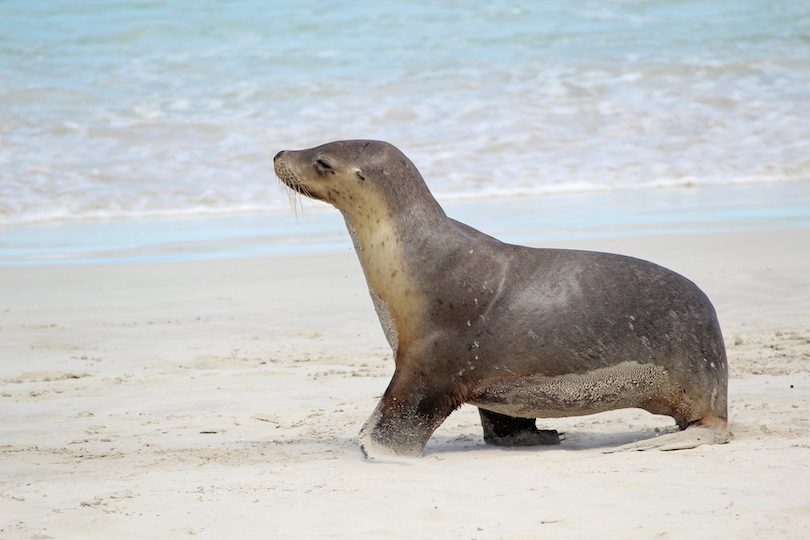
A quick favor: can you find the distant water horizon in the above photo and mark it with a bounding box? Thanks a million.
[2,0,809,227]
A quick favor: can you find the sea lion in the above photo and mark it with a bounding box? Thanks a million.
[273,140,729,458]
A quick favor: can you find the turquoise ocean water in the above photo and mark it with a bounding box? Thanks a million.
[1,0,809,263]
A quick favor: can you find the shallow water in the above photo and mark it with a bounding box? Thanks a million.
[2,181,808,265]
[2,0,809,229]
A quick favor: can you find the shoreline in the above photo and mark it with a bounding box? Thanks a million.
[2,180,809,265]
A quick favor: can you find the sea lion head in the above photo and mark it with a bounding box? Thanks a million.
[273,140,438,216]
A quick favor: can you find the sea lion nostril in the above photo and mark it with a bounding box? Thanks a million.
[274,150,286,161]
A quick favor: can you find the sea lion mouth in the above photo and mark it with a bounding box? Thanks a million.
[274,155,327,221]
[273,159,299,189]
[274,158,322,200]
[277,172,307,195]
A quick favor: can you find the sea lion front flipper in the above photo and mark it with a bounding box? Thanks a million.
[358,367,459,458]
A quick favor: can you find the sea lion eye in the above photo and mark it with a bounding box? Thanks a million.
[315,157,333,173]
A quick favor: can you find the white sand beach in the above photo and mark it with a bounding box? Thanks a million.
[1,226,809,539]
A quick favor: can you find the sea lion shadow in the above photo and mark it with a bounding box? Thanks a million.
[257,429,681,459]
[423,427,680,457]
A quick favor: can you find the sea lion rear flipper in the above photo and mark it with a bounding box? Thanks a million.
[478,408,560,446]
[603,416,730,453]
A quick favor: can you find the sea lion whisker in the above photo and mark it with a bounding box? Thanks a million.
[276,173,311,224]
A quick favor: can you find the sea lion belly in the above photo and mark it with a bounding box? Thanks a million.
[468,361,671,419]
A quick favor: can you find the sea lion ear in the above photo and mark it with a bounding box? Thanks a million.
[354,168,366,181]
